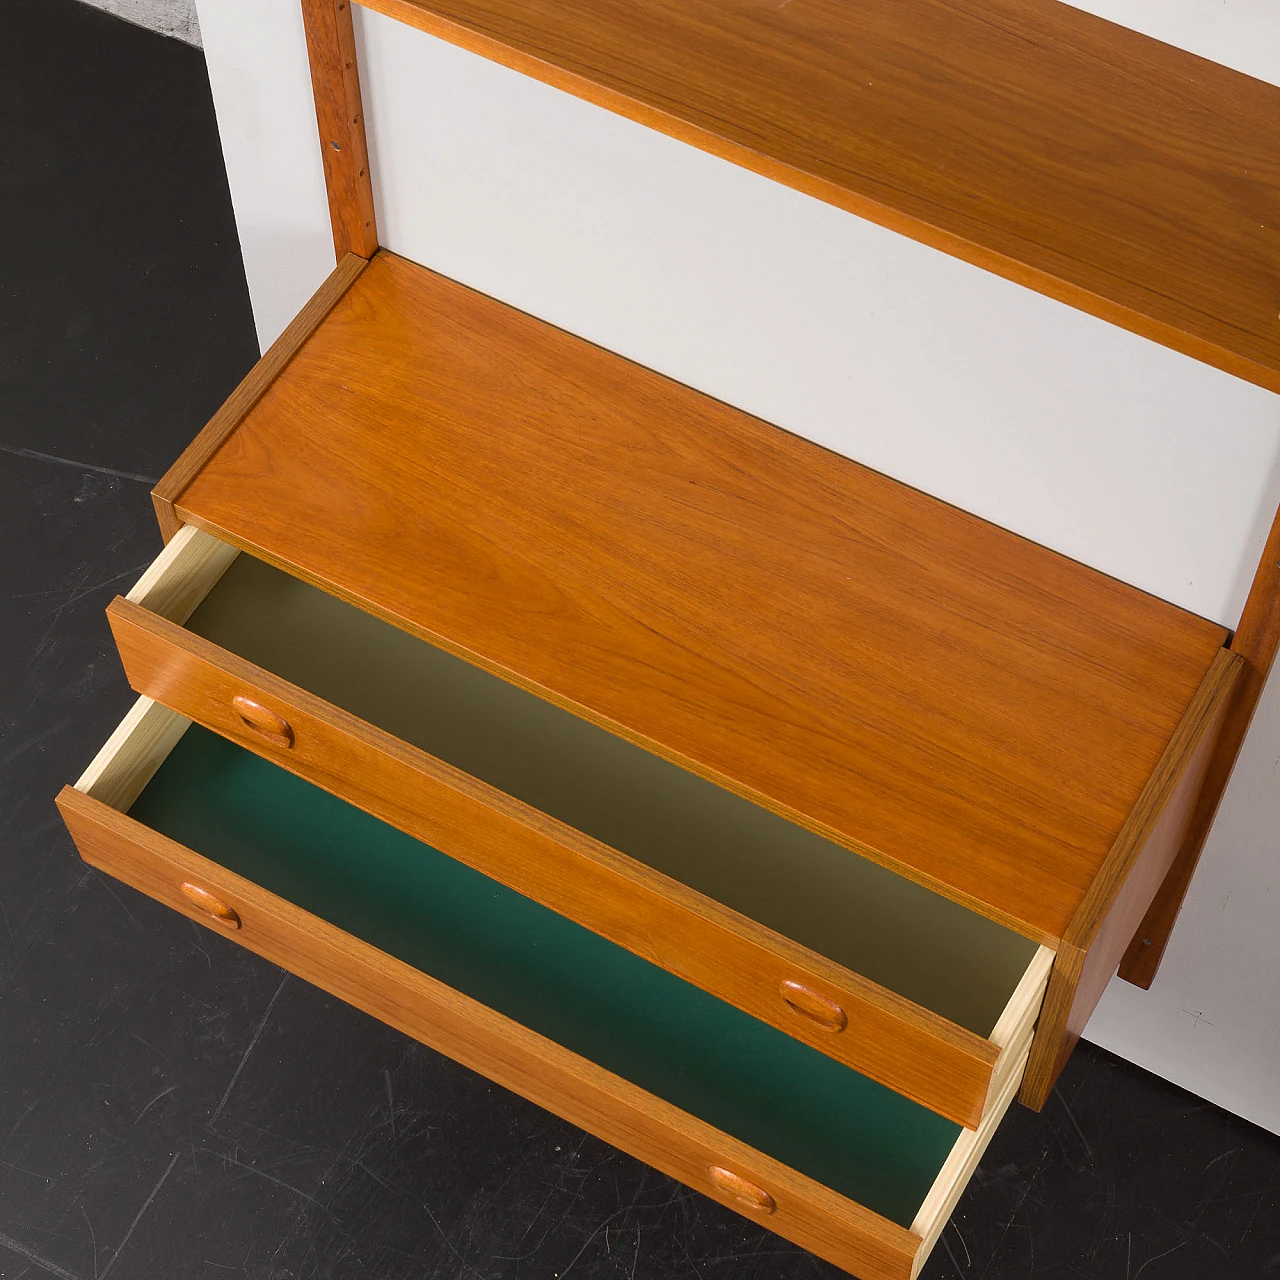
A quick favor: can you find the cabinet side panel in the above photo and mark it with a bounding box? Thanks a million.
[1020,650,1240,1108]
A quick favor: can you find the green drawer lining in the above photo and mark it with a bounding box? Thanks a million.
[129,725,960,1227]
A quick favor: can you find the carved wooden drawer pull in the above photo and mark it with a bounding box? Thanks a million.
[232,694,294,749]
[708,1166,776,1214]
[779,980,848,1032]
[180,882,241,929]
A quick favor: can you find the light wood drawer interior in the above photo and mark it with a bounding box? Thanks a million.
[111,526,1052,1126]
[58,697,1034,1280]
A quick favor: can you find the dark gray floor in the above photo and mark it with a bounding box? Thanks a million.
[2,3,1279,1277]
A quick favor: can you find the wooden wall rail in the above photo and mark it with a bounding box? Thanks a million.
[301,0,379,259]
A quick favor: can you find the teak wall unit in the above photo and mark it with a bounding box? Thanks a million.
[54,2,1280,1276]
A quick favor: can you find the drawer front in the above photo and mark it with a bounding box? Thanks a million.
[108,594,1014,1127]
[57,785,926,1280]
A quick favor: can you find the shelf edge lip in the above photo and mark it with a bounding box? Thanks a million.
[1065,645,1245,953]
[353,0,1280,395]
[1019,643,1244,1107]
[152,252,370,543]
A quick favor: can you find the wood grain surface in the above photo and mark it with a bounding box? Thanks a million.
[1121,503,1280,987]
[151,254,367,541]
[1020,648,1241,1108]
[302,0,378,259]
[108,596,1007,1127]
[357,0,1280,391]
[174,251,1228,944]
[57,786,928,1280]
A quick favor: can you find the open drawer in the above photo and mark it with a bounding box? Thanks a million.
[106,527,1052,1128]
[58,698,1036,1280]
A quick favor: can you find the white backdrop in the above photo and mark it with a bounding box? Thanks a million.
[195,0,1280,1132]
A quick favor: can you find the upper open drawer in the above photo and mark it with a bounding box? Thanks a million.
[108,525,1051,1127]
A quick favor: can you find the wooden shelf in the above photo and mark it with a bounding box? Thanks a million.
[162,250,1228,946]
[360,0,1280,392]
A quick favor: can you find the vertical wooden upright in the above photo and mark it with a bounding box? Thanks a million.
[301,0,379,260]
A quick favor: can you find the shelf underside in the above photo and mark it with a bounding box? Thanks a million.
[361,0,1280,392]
[173,250,1228,944]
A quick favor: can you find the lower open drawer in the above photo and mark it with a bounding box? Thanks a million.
[57,698,1034,1280]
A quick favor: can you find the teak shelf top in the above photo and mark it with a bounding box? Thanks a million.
[174,251,1228,945]
[362,0,1280,392]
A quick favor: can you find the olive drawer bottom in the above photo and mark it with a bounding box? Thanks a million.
[57,698,1033,1280]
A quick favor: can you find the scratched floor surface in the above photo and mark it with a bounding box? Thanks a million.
[2,3,1279,1278]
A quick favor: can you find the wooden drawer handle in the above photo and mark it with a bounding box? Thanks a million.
[180,882,241,929]
[708,1166,776,1214]
[779,980,848,1032]
[232,695,294,749]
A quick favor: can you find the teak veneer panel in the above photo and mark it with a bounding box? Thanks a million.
[359,0,1280,391]
[172,251,1229,944]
